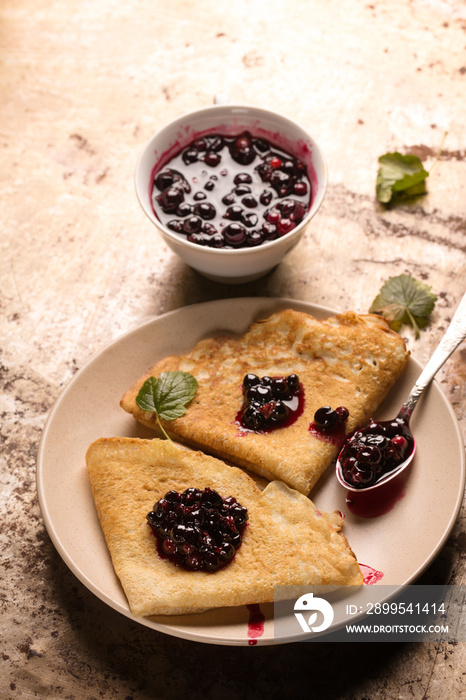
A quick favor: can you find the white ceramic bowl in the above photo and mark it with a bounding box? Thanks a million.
[135,104,327,283]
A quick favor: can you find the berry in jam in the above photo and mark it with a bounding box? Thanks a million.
[146,487,248,572]
[338,417,414,489]
[238,373,304,432]
[151,132,311,249]
[314,406,349,431]
[309,406,349,445]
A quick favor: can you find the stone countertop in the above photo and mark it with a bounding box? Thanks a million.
[1,0,465,697]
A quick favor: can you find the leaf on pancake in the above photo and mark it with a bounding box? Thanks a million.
[136,372,198,439]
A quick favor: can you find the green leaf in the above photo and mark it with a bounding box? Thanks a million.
[376,152,429,204]
[136,372,198,439]
[369,274,437,338]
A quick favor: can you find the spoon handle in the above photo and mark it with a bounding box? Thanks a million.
[401,291,466,417]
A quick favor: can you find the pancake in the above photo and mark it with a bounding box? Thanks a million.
[120,309,409,495]
[86,437,363,617]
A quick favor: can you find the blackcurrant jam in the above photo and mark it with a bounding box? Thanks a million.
[308,406,349,446]
[146,487,248,572]
[338,416,414,489]
[151,131,311,248]
[237,373,304,433]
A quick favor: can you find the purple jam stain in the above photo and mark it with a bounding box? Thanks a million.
[308,421,347,447]
[247,603,265,645]
[358,563,384,585]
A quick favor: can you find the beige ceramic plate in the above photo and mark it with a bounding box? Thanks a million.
[37,298,465,646]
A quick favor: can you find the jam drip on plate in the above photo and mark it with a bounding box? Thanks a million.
[146,487,248,572]
[151,131,311,249]
[358,563,384,585]
[237,373,304,433]
[247,604,265,645]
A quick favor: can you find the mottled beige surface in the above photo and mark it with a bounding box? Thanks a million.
[1,0,465,697]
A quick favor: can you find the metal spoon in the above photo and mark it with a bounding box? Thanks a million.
[336,290,466,493]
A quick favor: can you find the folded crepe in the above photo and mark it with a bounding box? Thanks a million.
[120,309,409,495]
[86,437,363,616]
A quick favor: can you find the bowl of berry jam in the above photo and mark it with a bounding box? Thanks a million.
[135,104,327,283]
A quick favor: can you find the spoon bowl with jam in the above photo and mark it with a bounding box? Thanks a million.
[336,291,466,493]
